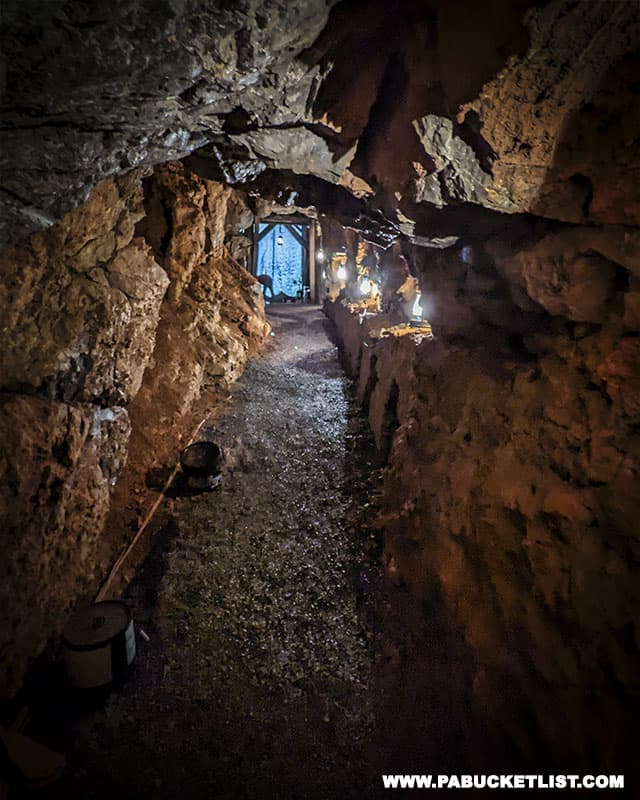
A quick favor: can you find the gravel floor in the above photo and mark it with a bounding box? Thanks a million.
[37,305,386,800]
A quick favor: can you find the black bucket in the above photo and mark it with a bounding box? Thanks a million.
[180,441,224,477]
[180,441,224,491]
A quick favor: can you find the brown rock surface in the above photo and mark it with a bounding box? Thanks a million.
[0,172,169,404]
[90,163,270,639]
[460,1,640,223]
[325,219,640,774]
[503,244,618,323]
[0,395,130,698]
[0,163,268,699]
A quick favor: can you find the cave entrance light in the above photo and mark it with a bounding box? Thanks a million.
[253,217,316,303]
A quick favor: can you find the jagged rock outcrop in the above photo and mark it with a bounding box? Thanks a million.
[0,164,268,699]
[325,220,640,774]
[0,397,131,697]
[461,3,640,224]
[120,162,268,489]
[0,0,339,247]
[0,172,169,403]
[0,169,166,696]
[3,0,638,250]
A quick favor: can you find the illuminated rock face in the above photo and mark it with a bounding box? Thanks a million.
[325,221,640,772]
[0,0,638,771]
[0,172,168,405]
[0,397,131,698]
[0,165,268,698]
[119,162,269,510]
[2,1,639,247]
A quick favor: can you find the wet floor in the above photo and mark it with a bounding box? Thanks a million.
[16,304,616,799]
[36,305,387,799]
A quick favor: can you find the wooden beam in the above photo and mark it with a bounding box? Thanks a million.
[259,215,313,225]
[251,221,258,275]
[256,222,276,242]
[287,225,308,250]
[309,222,316,303]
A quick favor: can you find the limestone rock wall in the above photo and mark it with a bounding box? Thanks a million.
[0,0,339,248]
[117,162,269,503]
[326,222,640,774]
[0,164,267,699]
[4,1,638,253]
[0,170,164,698]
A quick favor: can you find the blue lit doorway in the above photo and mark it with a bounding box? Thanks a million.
[254,219,313,302]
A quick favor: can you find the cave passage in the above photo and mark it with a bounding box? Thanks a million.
[2,1,639,795]
[37,306,382,799]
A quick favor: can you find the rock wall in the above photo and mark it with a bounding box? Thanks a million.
[0,0,338,248]
[4,1,638,253]
[325,221,640,774]
[0,164,267,699]
[107,163,269,556]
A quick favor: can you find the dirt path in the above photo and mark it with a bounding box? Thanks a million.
[41,305,385,799]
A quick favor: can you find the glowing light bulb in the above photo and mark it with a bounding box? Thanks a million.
[412,291,423,320]
[317,248,325,262]
[336,265,347,281]
[360,276,371,294]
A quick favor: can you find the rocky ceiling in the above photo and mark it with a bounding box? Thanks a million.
[1,0,639,250]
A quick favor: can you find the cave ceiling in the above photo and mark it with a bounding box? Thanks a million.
[1,0,639,250]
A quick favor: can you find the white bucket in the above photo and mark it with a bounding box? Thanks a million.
[62,601,136,690]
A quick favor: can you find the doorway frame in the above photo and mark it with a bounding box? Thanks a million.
[252,215,316,302]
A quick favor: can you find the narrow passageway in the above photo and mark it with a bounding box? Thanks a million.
[3,4,639,794]
[44,305,382,799]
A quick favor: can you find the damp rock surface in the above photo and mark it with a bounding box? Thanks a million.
[326,271,640,785]
[0,164,268,700]
[46,305,383,799]
[4,1,638,250]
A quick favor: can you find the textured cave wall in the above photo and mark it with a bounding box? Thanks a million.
[314,2,639,768]
[326,217,640,770]
[0,0,340,248]
[307,0,640,239]
[0,170,164,698]
[3,0,638,252]
[105,162,269,568]
[1,0,638,744]
[0,165,267,699]
[133,162,268,420]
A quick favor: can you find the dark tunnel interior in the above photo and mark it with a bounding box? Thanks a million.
[1,1,639,797]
